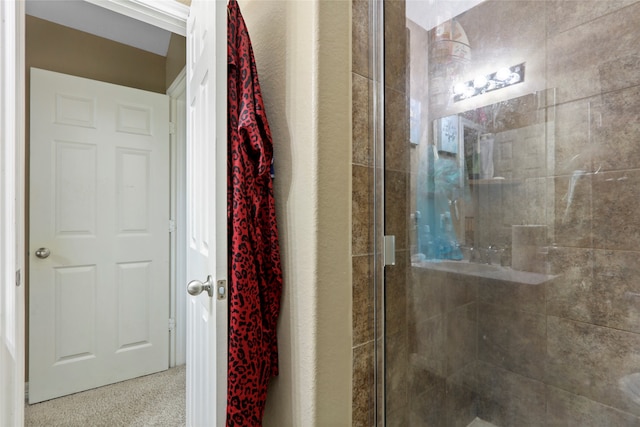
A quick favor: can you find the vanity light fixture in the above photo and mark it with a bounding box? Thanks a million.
[453,63,525,102]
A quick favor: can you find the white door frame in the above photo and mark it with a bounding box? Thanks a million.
[167,67,187,367]
[84,0,189,36]
[4,0,189,421]
[1,0,26,425]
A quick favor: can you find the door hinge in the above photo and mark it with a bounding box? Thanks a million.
[169,219,176,233]
[16,269,21,287]
[168,318,176,331]
[169,121,176,135]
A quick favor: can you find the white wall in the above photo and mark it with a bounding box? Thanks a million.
[238,1,352,425]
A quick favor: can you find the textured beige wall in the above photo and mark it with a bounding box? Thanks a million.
[238,0,352,425]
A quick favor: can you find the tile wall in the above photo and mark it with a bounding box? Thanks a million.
[351,0,376,424]
[351,0,411,425]
[354,1,640,426]
[409,1,640,426]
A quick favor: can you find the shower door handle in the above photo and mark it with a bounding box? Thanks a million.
[384,235,396,266]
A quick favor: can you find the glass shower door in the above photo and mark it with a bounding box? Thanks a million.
[377,0,640,425]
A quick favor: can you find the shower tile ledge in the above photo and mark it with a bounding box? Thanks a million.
[413,260,557,285]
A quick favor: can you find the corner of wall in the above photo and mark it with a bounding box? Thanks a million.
[165,32,186,90]
[315,0,352,424]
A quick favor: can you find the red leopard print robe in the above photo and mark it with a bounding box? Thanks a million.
[227,1,283,425]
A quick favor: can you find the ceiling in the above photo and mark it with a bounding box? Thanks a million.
[25,0,175,56]
[406,0,486,30]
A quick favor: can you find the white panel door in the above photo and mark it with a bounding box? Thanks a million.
[29,68,170,404]
[0,0,25,424]
[185,0,227,426]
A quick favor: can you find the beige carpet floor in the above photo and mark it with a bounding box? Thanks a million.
[25,365,185,427]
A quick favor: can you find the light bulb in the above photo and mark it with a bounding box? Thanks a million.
[473,75,488,88]
[495,67,511,81]
[464,86,476,98]
[454,82,468,95]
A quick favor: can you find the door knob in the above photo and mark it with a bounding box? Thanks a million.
[35,247,51,259]
[187,275,213,297]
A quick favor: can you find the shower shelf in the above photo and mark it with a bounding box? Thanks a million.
[468,178,521,186]
[413,259,556,285]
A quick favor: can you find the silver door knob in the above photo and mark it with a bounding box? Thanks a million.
[187,275,213,297]
[35,247,51,259]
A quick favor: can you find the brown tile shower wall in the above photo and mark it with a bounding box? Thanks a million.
[363,1,640,427]
[356,0,640,425]
[351,0,411,425]
[383,1,411,416]
[474,2,639,425]
[409,268,479,426]
[351,0,375,424]
[439,1,640,426]
[406,16,481,427]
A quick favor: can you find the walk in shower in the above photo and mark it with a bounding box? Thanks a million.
[369,0,640,425]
